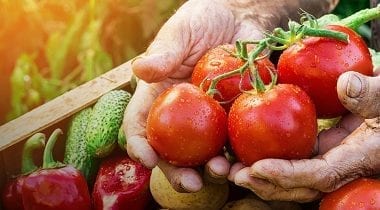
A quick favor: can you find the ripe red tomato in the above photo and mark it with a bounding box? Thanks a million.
[147,83,228,167]
[191,44,275,109]
[319,178,380,210]
[228,84,317,166]
[277,25,373,118]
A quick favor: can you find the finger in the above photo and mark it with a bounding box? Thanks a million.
[234,167,321,202]
[132,1,234,82]
[228,162,244,182]
[318,127,349,154]
[131,17,189,82]
[250,158,331,191]
[251,123,379,193]
[316,113,363,155]
[123,80,175,168]
[337,113,364,133]
[126,136,158,169]
[337,71,380,119]
[158,160,203,193]
[204,156,230,184]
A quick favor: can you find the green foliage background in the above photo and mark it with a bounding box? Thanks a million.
[0,0,185,123]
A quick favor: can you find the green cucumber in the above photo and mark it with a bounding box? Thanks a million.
[63,107,99,183]
[117,126,127,151]
[86,90,131,158]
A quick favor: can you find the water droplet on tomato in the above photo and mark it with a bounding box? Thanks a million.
[210,60,222,67]
[336,45,343,50]
[359,202,364,208]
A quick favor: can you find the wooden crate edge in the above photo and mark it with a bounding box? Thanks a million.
[0,60,133,151]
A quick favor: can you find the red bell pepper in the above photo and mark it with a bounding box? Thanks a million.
[2,133,46,210]
[3,129,91,210]
[17,129,91,210]
[92,153,152,210]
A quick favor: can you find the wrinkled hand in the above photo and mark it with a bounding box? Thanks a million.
[123,0,338,192]
[230,71,380,202]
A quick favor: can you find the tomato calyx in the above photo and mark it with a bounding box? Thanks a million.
[204,13,348,98]
[204,7,380,99]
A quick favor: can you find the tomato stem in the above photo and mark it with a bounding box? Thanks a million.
[303,27,348,43]
[206,62,248,96]
[205,7,378,97]
[248,40,270,93]
[339,4,380,29]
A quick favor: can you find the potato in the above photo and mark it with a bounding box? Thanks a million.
[150,167,229,210]
[222,197,271,210]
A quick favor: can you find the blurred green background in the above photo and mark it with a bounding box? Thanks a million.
[0,0,186,124]
[0,0,371,125]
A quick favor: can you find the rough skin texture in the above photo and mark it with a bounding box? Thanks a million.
[64,107,98,183]
[86,90,131,158]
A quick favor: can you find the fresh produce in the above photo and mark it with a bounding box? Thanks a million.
[20,129,91,210]
[63,107,99,184]
[86,90,131,158]
[319,178,380,209]
[191,44,275,109]
[146,83,228,167]
[92,153,152,210]
[2,178,25,210]
[150,166,229,210]
[117,126,127,151]
[222,193,302,210]
[228,83,317,166]
[2,133,46,210]
[277,24,373,118]
[222,197,271,210]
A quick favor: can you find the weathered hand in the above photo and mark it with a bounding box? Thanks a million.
[124,0,338,192]
[230,71,380,202]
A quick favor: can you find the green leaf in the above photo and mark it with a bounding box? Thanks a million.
[332,0,370,18]
[45,9,86,80]
[78,18,113,82]
[7,54,42,120]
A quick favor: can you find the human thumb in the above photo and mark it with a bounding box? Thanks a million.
[337,71,380,118]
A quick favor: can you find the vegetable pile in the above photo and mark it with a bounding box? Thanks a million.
[145,5,380,209]
[147,7,379,166]
[2,90,153,210]
[2,5,380,210]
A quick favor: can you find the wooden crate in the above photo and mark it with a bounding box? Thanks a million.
[0,60,135,201]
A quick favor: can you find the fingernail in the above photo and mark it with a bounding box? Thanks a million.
[181,176,202,192]
[208,162,227,177]
[346,74,363,98]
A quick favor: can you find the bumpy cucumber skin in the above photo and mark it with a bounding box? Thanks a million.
[118,126,127,151]
[64,108,98,183]
[86,90,131,158]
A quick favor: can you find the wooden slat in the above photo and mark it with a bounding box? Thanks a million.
[0,60,133,151]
